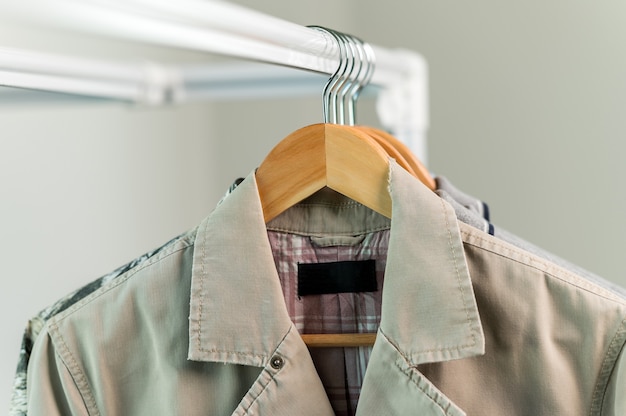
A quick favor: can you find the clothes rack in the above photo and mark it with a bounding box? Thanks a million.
[1,0,429,159]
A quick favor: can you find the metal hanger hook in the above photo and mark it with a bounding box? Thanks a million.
[329,30,354,125]
[336,32,360,126]
[342,33,375,126]
[307,26,375,125]
[307,26,345,124]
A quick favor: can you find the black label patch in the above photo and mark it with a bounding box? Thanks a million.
[297,260,378,296]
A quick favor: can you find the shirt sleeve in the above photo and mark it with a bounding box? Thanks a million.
[26,328,91,416]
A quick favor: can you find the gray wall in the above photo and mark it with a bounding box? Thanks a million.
[2,0,626,409]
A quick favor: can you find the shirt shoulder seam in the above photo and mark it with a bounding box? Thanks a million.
[460,227,626,305]
[51,231,195,324]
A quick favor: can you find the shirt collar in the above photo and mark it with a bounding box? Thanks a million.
[188,159,484,367]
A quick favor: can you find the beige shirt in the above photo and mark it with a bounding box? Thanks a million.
[26,161,626,415]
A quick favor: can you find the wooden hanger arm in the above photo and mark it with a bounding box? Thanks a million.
[358,126,436,191]
[357,126,417,177]
[256,125,327,222]
[301,333,376,348]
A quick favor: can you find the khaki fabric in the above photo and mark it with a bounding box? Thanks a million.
[26,160,626,415]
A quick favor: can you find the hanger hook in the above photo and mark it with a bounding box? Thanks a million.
[308,26,375,125]
[308,26,345,124]
[329,30,353,125]
[341,33,374,126]
[337,32,360,126]
[348,35,375,126]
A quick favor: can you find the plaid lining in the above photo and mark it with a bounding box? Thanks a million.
[267,228,389,416]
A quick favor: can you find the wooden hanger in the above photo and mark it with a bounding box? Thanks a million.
[256,123,389,348]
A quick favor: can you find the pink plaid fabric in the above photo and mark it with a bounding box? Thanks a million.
[267,229,390,416]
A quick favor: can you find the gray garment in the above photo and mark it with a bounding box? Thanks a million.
[435,176,490,221]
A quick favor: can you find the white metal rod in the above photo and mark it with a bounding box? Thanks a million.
[4,0,410,87]
[0,47,145,82]
[0,47,375,104]
[0,70,140,100]
[0,0,429,160]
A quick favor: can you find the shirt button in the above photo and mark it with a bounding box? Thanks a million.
[270,355,284,370]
